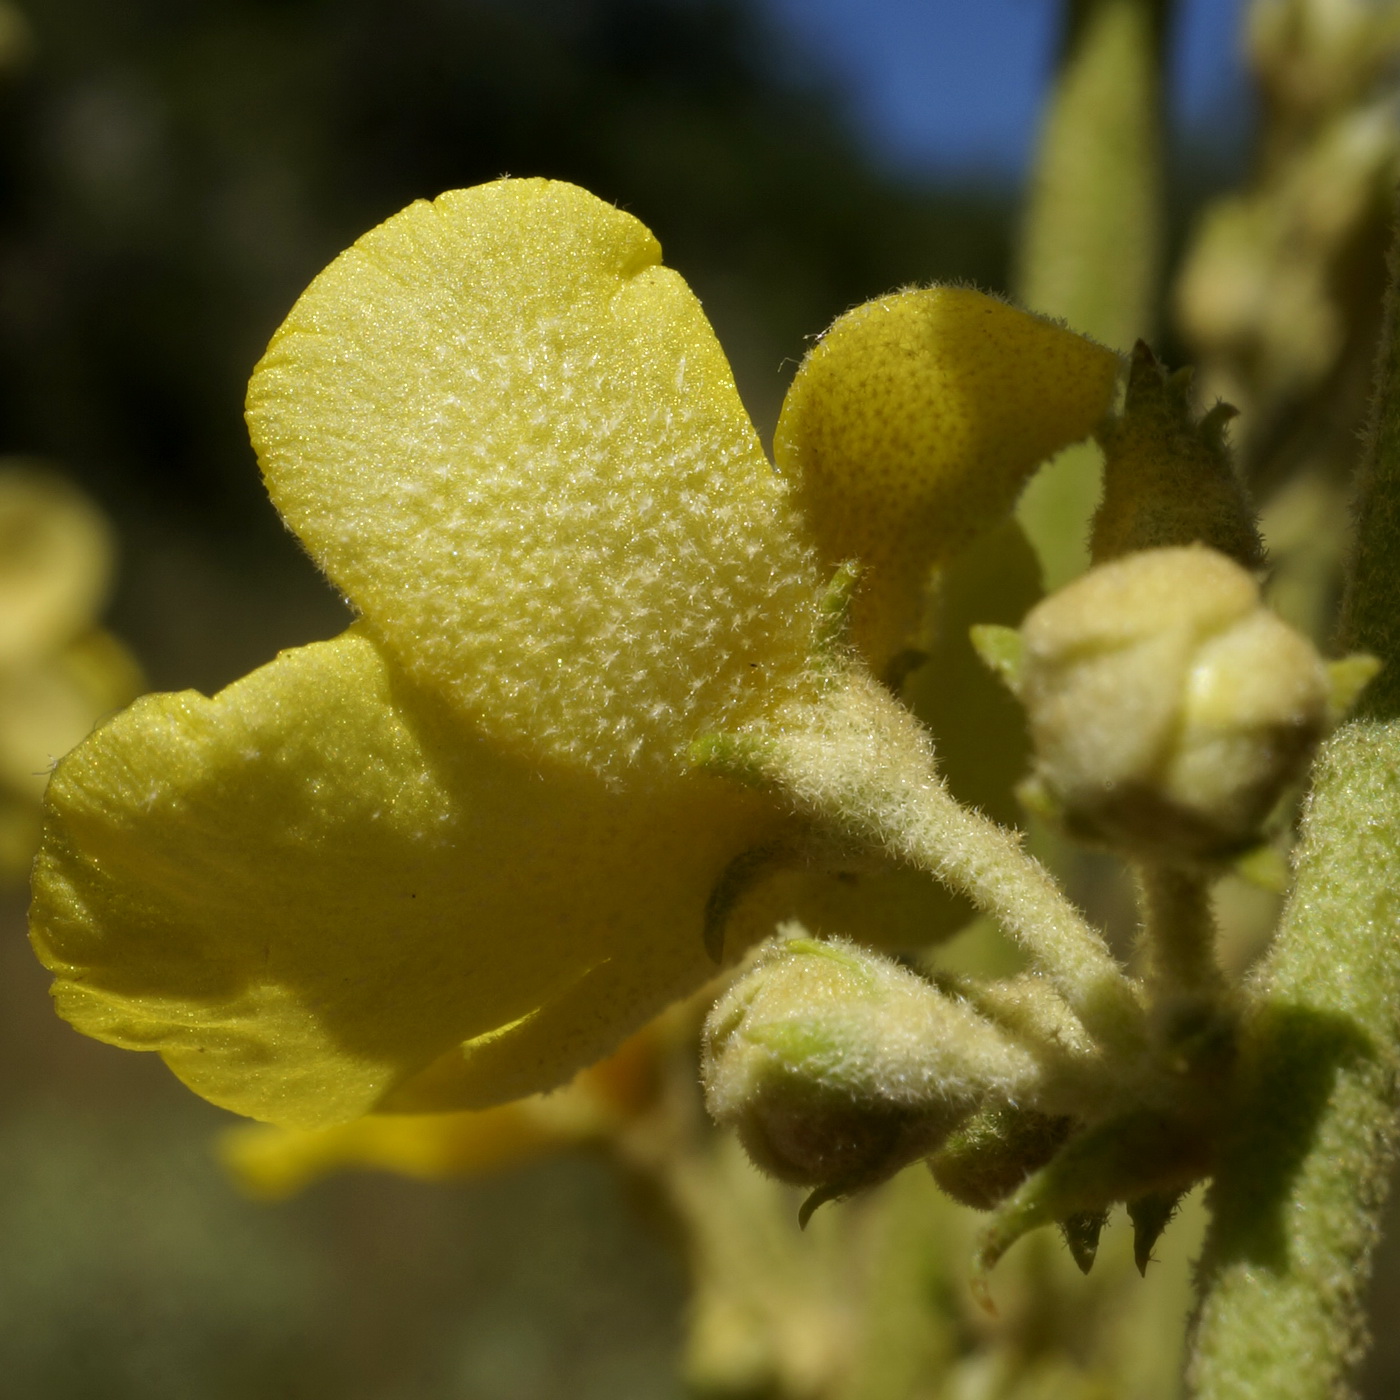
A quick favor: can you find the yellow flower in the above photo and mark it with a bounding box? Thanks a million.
[29,179,1118,1131]
[31,180,828,1129]
[221,1018,666,1199]
[0,463,142,879]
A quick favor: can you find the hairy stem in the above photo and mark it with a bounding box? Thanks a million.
[1187,207,1400,1399]
[751,674,1143,1054]
[1186,723,1400,1399]
[1137,864,1224,1004]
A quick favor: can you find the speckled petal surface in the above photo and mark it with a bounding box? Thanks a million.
[775,289,1120,668]
[247,179,820,778]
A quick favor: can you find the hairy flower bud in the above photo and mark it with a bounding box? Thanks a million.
[929,1104,1072,1211]
[1018,544,1330,860]
[702,932,1037,1194]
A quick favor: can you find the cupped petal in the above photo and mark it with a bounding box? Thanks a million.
[30,627,787,1127]
[223,1097,603,1200]
[247,178,822,779]
[774,289,1120,671]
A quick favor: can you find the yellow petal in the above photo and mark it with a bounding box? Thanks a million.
[247,178,821,779]
[0,463,114,667]
[30,627,785,1127]
[774,288,1121,672]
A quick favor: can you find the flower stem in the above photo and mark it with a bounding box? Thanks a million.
[749,674,1144,1055]
[1136,864,1224,1005]
[1342,212,1400,720]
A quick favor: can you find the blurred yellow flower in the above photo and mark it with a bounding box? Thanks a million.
[222,1018,666,1199]
[0,463,141,879]
[29,178,1118,1132]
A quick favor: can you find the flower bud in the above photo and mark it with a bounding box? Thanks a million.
[702,931,1037,1193]
[1018,544,1330,860]
[928,1104,1072,1211]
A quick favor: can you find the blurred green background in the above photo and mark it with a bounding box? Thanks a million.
[2,1,1398,1396]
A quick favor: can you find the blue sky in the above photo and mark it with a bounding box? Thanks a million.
[751,0,1250,178]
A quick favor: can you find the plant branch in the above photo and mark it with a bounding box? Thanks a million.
[1186,722,1400,1399]
[1187,200,1400,1400]
[1342,206,1400,719]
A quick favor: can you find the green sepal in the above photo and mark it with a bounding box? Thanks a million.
[815,560,862,673]
[688,732,776,788]
[968,623,1026,696]
[1091,341,1263,569]
[703,840,801,962]
[970,1109,1210,1310]
[1060,1209,1109,1275]
[1325,653,1382,724]
[928,1104,1072,1211]
[798,1182,848,1230]
[1127,1189,1183,1276]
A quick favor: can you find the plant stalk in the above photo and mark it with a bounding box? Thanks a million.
[1186,203,1400,1400]
[1137,864,1225,1004]
[750,675,1144,1056]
